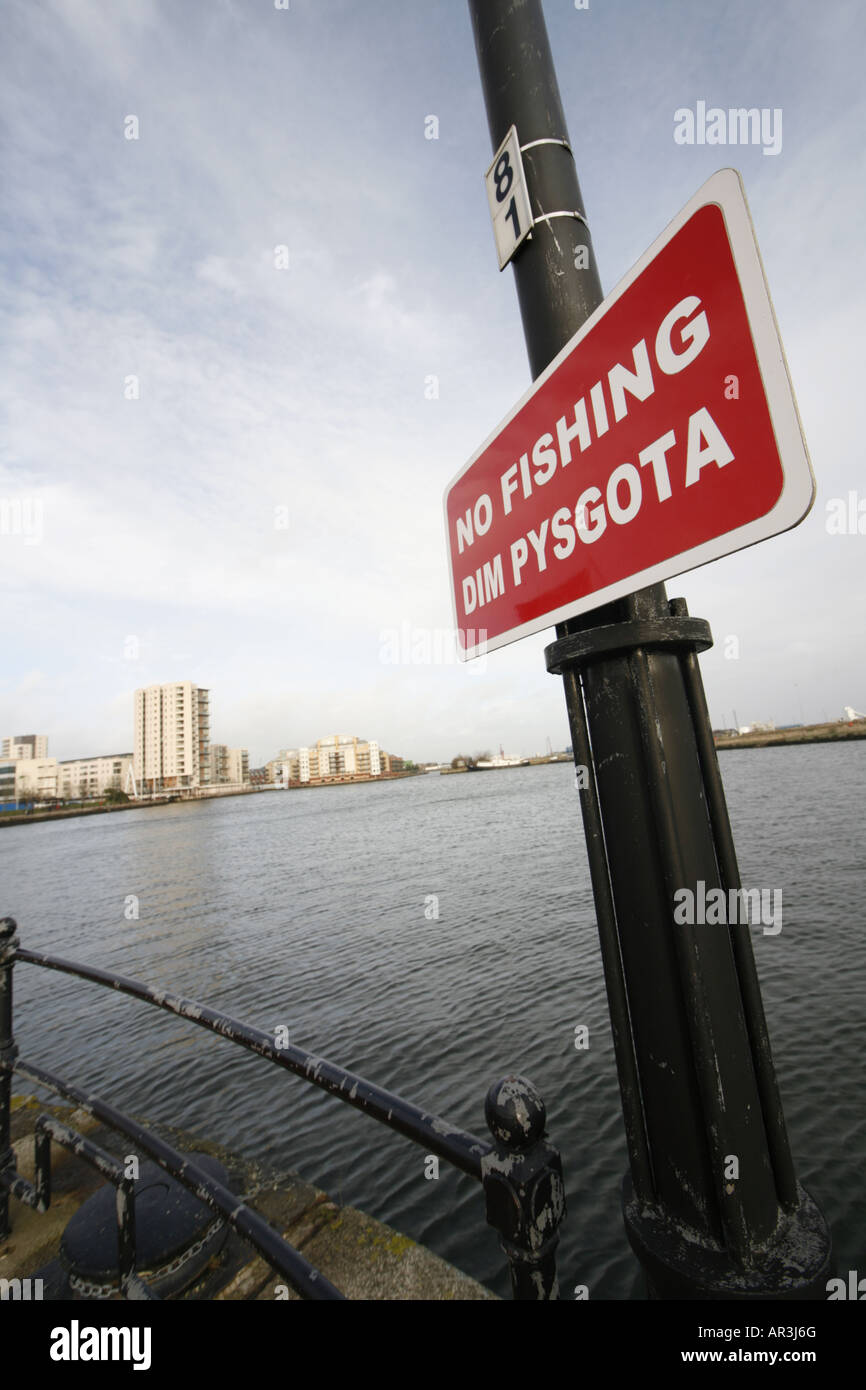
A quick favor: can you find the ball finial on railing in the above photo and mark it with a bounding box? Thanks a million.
[484,1075,546,1152]
[0,918,17,939]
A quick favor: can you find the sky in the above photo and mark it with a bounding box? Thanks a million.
[2,0,864,767]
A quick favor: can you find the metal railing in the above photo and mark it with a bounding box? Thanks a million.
[0,917,566,1300]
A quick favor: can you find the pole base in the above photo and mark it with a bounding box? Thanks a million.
[622,1174,834,1300]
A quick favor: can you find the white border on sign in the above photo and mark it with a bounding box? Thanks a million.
[444,168,815,661]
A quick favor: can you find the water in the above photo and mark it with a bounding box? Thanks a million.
[2,745,864,1299]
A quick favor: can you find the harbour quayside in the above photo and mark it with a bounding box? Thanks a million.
[1,0,863,1368]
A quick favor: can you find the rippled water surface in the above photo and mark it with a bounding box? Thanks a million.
[2,746,864,1298]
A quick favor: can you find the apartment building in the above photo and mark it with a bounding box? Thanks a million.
[3,743,132,805]
[14,758,58,801]
[208,744,249,785]
[208,743,229,784]
[133,682,210,794]
[0,761,16,810]
[57,754,133,800]
[2,734,48,760]
[226,747,249,784]
[274,735,403,785]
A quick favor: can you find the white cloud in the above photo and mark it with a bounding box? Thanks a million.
[2,0,864,761]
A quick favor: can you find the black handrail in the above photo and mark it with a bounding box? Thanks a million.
[0,918,567,1299]
[11,943,490,1177]
[5,1056,344,1300]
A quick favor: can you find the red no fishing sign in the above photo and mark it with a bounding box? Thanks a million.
[444,169,814,659]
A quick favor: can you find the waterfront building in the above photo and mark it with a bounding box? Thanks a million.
[133,682,210,795]
[2,734,48,760]
[0,761,17,810]
[270,760,290,789]
[208,743,229,784]
[208,744,250,785]
[275,735,403,785]
[57,754,133,800]
[14,758,58,801]
[226,748,249,784]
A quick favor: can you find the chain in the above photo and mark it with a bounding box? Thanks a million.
[67,1217,225,1299]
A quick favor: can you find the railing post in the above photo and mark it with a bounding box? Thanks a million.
[0,917,19,1241]
[481,1075,565,1299]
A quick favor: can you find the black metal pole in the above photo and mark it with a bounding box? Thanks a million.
[467,0,832,1298]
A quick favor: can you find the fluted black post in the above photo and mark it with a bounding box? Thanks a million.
[468,0,833,1298]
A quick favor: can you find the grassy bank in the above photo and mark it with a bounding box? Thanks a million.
[714,721,866,750]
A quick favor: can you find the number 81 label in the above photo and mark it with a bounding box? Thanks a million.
[484,125,534,271]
